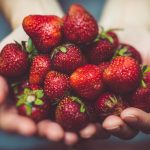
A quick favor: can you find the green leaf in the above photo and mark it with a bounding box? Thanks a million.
[144,66,150,73]
[80,104,86,113]
[71,96,82,104]
[24,88,31,95]
[34,99,44,105]
[141,79,147,88]
[34,90,44,98]
[118,48,128,56]
[71,96,86,113]
[25,104,32,115]
[60,47,67,53]
[26,38,33,53]
[105,35,114,43]
[16,97,26,107]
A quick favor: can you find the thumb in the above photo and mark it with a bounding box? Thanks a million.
[121,107,150,134]
[0,76,8,104]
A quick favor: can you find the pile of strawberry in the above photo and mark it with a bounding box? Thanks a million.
[0,4,150,132]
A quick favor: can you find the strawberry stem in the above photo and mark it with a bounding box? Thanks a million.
[71,96,86,113]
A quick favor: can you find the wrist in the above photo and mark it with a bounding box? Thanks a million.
[1,0,64,30]
[99,0,150,30]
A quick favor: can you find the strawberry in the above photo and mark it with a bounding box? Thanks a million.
[114,43,142,64]
[129,66,150,112]
[51,43,86,74]
[95,92,127,121]
[55,96,89,131]
[98,61,110,72]
[16,84,51,122]
[63,4,98,44]
[23,15,63,53]
[86,30,119,64]
[0,43,28,77]
[29,55,51,85]
[103,56,141,94]
[70,64,103,101]
[44,71,70,103]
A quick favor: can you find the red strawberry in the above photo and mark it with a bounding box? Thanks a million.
[115,43,142,64]
[0,43,28,77]
[63,4,98,44]
[130,66,150,112]
[98,61,110,72]
[103,56,141,94]
[16,84,51,122]
[55,96,89,131]
[29,55,51,85]
[51,43,86,74]
[23,15,63,53]
[87,31,119,64]
[70,64,103,101]
[95,92,127,121]
[44,71,70,103]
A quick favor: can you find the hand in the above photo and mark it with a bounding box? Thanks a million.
[101,27,150,139]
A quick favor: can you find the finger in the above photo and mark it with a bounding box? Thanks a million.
[64,132,78,146]
[0,76,8,104]
[121,107,150,134]
[37,120,64,142]
[103,115,138,140]
[80,123,110,139]
[0,107,36,136]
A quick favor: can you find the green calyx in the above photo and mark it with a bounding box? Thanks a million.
[71,96,86,113]
[105,96,119,109]
[51,44,72,59]
[22,38,38,60]
[140,65,150,88]
[94,27,114,43]
[16,88,44,115]
[114,46,132,58]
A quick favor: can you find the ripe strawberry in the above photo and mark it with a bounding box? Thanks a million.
[44,71,70,103]
[103,56,141,94]
[95,92,127,121]
[51,43,86,74]
[70,64,103,101]
[115,43,142,64]
[0,43,28,77]
[29,55,51,85]
[23,15,63,53]
[63,4,98,44]
[55,96,89,131]
[16,84,51,122]
[130,66,150,112]
[87,31,119,64]
[98,61,110,72]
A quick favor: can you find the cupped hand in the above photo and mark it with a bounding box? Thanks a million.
[101,27,150,140]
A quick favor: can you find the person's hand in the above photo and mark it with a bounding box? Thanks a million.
[100,27,150,139]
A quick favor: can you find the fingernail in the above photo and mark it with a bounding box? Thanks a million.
[124,115,138,122]
[106,126,120,132]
